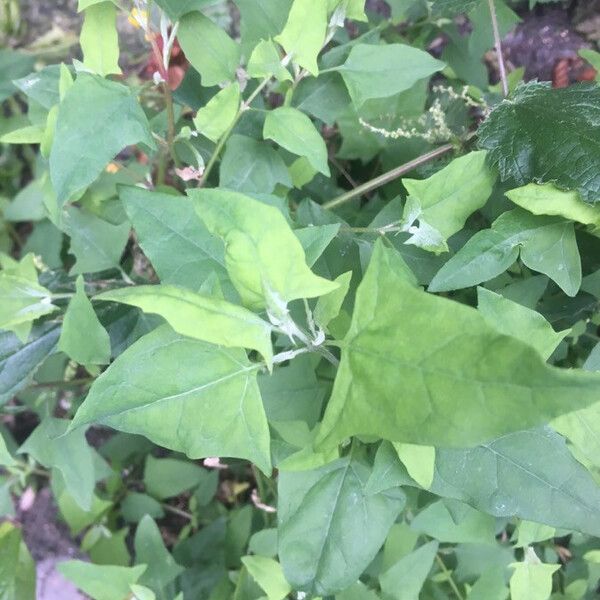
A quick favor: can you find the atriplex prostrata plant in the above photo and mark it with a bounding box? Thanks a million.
[1,0,600,598]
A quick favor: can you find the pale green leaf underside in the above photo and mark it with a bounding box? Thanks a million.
[316,241,600,450]
[189,189,337,310]
[70,325,271,473]
[477,287,568,360]
[96,284,273,366]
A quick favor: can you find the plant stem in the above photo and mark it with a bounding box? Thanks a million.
[199,64,287,187]
[487,0,509,97]
[323,143,455,210]
[162,502,193,521]
[29,378,94,390]
[435,554,465,600]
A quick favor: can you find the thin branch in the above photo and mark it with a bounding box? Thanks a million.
[435,554,466,600]
[323,143,455,210]
[487,0,509,97]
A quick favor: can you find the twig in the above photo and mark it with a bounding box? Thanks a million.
[435,554,466,600]
[487,0,509,97]
[162,502,193,520]
[323,143,455,210]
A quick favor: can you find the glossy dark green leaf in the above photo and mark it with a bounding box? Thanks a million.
[70,325,271,472]
[278,455,405,595]
[478,82,600,203]
[317,241,600,450]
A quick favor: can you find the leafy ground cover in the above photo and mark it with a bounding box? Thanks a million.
[1,0,600,598]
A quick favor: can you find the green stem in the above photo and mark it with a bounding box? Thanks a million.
[435,554,465,600]
[162,502,193,521]
[199,65,286,186]
[28,378,94,390]
[323,143,456,210]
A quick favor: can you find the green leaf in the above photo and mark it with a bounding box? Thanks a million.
[96,284,273,365]
[0,522,36,600]
[401,151,496,253]
[70,325,272,473]
[478,82,600,203]
[263,107,330,176]
[431,0,481,15]
[134,516,184,595]
[247,40,293,82]
[0,49,35,102]
[293,74,351,126]
[241,556,292,600]
[259,354,325,426]
[49,74,154,203]
[121,493,165,523]
[278,455,405,595]
[63,206,131,275]
[514,521,555,548]
[295,224,341,267]
[59,276,111,365]
[333,44,445,108]
[0,274,56,332]
[0,125,44,144]
[189,189,337,311]
[429,428,600,536]
[316,241,600,450]
[379,540,438,600]
[58,561,147,600]
[411,499,496,544]
[194,83,240,143]
[365,442,415,495]
[0,433,15,468]
[19,418,96,511]
[144,455,211,499]
[152,0,212,20]
[120,186,229,291]
[428,209,581,297]
[393,443,435,489]
[80,2,122,77]
[509,551,559,600]
[467,569,509,600]
[0,323,60,406]
[177,12,240,87]
[233,0,293,56]
[274,0,328,76]
[314,271,352,331]
[477,287,568,360]
[506,182,600,228]
[220,135,292,194]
